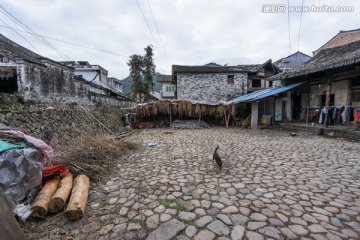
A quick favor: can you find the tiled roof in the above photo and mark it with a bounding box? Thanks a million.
[313,28,360,56]
[157,74,172,82]
[0,34,43,64]
[274,51,312,69]
[172,64,262,74]
[268,40,360,81]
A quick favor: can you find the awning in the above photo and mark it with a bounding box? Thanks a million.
[227,82,304,104]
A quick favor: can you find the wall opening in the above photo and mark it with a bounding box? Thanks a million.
[227,75,234,84]
[320,94,334,106]
[0,71,18,93]
[252,79,261,88]
[292,92,302,120]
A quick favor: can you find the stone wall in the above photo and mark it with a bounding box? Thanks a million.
[13,59,134,107]
[17,59,76,102]
[331,80,349,107]
[310,80,350,107]
[0,103,131,148]
[177,72,247,103]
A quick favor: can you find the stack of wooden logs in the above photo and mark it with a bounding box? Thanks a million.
[30,174,89,221]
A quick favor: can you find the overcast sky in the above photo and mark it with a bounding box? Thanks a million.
[1,0,359,79]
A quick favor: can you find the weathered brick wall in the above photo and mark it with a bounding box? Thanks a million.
[0,103,131,147]
[177,73,247,103]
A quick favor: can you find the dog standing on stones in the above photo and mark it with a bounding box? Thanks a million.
[213,146,222,171]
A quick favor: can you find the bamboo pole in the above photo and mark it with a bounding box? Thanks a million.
[31,176,60,219]
[65,175,90,221]
[48,173,73,213]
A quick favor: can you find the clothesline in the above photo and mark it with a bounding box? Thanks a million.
[305,105,360,109]
[305,105,359,129]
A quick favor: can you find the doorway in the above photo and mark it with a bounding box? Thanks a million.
[292,93,301,120]
[275,98,282,121]
[0,72,17,93]
[320,94,334,106]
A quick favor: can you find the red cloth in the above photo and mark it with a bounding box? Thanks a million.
[42,164,69,183]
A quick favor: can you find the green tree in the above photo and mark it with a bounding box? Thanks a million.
[127,45,156,102]
[143,45,156,93]
[128,54,144,102]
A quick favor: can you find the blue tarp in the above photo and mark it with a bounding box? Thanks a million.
[227,82,304,104]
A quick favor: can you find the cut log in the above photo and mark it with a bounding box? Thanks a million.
[48,173,73,213]
[65,174,89,221]
[31,176,60,219]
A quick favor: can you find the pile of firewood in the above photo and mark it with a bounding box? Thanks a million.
[30,174,89,221]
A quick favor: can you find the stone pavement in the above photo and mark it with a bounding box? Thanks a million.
[24,128,360,240]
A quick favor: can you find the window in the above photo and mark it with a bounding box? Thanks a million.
[227,75,234,84]
[2,56,9,63]
[252,79,261,88]
[165,85,175,92]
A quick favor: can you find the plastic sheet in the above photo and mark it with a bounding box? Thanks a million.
[0,141,27,152]
[0,148,43,204]
[0,130,53,165]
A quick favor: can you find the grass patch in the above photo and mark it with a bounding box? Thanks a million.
[162,198,184,212]
[105,220,114,225]
[162,198,177,208]
[183,220,195,225]
[132,219,147,229]
[100,199,110,208]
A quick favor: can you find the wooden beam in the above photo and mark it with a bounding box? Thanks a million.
[331,70,360,81]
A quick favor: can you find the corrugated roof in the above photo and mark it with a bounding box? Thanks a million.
[226,82,303,104]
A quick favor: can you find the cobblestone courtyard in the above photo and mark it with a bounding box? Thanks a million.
[25,128,360,240]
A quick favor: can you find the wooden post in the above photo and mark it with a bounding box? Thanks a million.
[169,103,172,127]
[251,101,259,130]
[48,173,73,213]
[65,175,90,221]
[31,176,60,219]
[325,79,331,107]
[197,111,202,127]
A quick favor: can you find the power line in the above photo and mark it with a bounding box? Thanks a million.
[135,0,166,64]
[287,0,291,55]
[0,18,40,54]
[146,0,169,62]
[0,4,70,60]
[0,23,170,67]
[297,0,305,51]
[0,4,72,61]
[0,24,128,58]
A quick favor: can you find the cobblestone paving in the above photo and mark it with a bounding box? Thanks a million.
[25,128,360,240]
